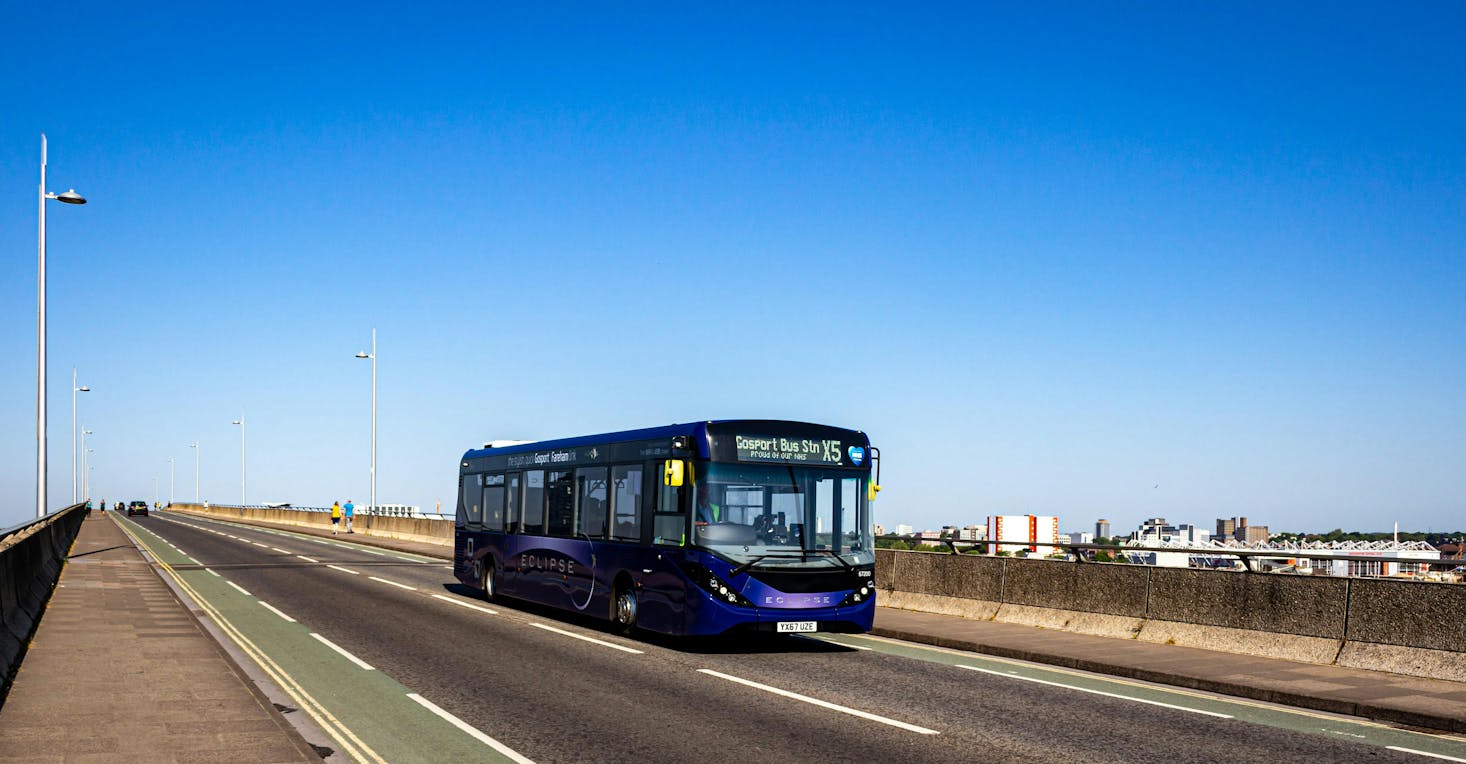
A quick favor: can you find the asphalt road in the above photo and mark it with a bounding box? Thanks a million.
[119,512,1462,764]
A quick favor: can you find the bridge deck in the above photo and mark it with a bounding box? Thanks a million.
[0,511,318,763]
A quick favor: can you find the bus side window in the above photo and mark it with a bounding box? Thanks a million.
[462,474,483,528]
[522,470,545,535]
[506,473,521,532]
[483,474,506,532]
[547,470,574,537]
[611,464,642,542]
[576,467,608,539]
[653,467,686,546]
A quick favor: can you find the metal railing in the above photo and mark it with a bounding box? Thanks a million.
[878,536,1463,577]
[186,504,451,521]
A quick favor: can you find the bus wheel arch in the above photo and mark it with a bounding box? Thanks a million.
[611,573,637,633]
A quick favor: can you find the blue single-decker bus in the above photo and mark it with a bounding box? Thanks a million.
[454,420,879,636]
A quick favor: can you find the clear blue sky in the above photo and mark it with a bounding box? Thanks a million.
[3,3,1463,535]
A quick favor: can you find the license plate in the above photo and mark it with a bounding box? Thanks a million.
[776,621,818,633]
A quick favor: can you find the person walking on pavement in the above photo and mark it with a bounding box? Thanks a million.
[343,499,355,533]
[330,501,342,535]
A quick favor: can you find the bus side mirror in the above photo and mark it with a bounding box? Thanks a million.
[868,482,881,502]
[663,459,685,487]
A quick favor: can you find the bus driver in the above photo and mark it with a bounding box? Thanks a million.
[695,482,720,524]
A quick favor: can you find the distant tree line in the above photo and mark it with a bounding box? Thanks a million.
[1270,530,1464,545]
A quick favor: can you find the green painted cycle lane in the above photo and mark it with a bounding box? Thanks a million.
[113,513,530,764]
[815,633,1466,762]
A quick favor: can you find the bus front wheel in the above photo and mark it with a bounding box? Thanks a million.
[613,584,637,634]
[481,562,497,603]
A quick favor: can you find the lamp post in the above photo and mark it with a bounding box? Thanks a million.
[232,415,246,506]
[86,462,93,501]
[189,442,199,503]
[153,475,158,508]
[37,134,87,517]
[81,428,93,498]
[355,328,376,516]
[72,367,90,503]
[168,458,175,507]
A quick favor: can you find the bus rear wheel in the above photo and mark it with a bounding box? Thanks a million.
[612,584,637,634]
[481,562,497,603]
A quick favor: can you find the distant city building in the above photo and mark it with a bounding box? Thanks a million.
[1286,541,1441,577]
[1132,517,1178,544]
[917,530,943,541]
[1095,519,1111,539]
[1217,516,1269,544]
[1068,532,1094,545]
[873,523,887,536]
[896,523,914,536]
[987,514,1060,555]
[1175,524,1211,545]
[956,525,986,542]
[1240,525,1270,544]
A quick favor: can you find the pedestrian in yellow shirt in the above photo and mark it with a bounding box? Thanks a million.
[330,501,342,535]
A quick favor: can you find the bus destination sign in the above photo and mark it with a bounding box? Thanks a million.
[734,435,845,466]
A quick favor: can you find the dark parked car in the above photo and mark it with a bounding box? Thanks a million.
[127,501,149,517]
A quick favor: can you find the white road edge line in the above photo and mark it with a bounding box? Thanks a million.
[368,576,417,591]
[298,555,319,563]
[406,693,536,764]
[226,581,251,596]
[530,623,644,654]
[809,636,872,651]
[697,669,937,734]
[327,565,361,575]
[431,594,499,615]
[205,568,221,577]
[259,601,297,623]
[272,547,290,553]
[1388,747,1466,762]
[957,665,1234,719]
[310,633,375,671]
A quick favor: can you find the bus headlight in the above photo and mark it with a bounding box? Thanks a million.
[838,583,876,608]
[680,562,754,608]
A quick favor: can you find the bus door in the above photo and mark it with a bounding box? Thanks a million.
[639,459,690,633]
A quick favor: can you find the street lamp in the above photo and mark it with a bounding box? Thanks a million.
[232,415,246,506]
[72,367,90,504]
[188,442,200,503]
[355,328,376,516]
[153,475,158,507]
[168,458,175,507]
[37,134,87,517]
[81,428,93,498]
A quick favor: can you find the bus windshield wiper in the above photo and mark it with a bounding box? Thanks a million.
[802,548,855,571]
[729,553,804,578]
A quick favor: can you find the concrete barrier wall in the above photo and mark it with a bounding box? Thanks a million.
[1,504,87,700]
[171,503,452,546]
[876,548,1466,681]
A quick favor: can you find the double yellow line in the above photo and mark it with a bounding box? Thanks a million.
[111,514,386,763]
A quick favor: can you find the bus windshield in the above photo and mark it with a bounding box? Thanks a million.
[692,463,873,569]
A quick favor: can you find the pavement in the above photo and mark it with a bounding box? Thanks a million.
[7,506,1466,761]
[0,510,320,763]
